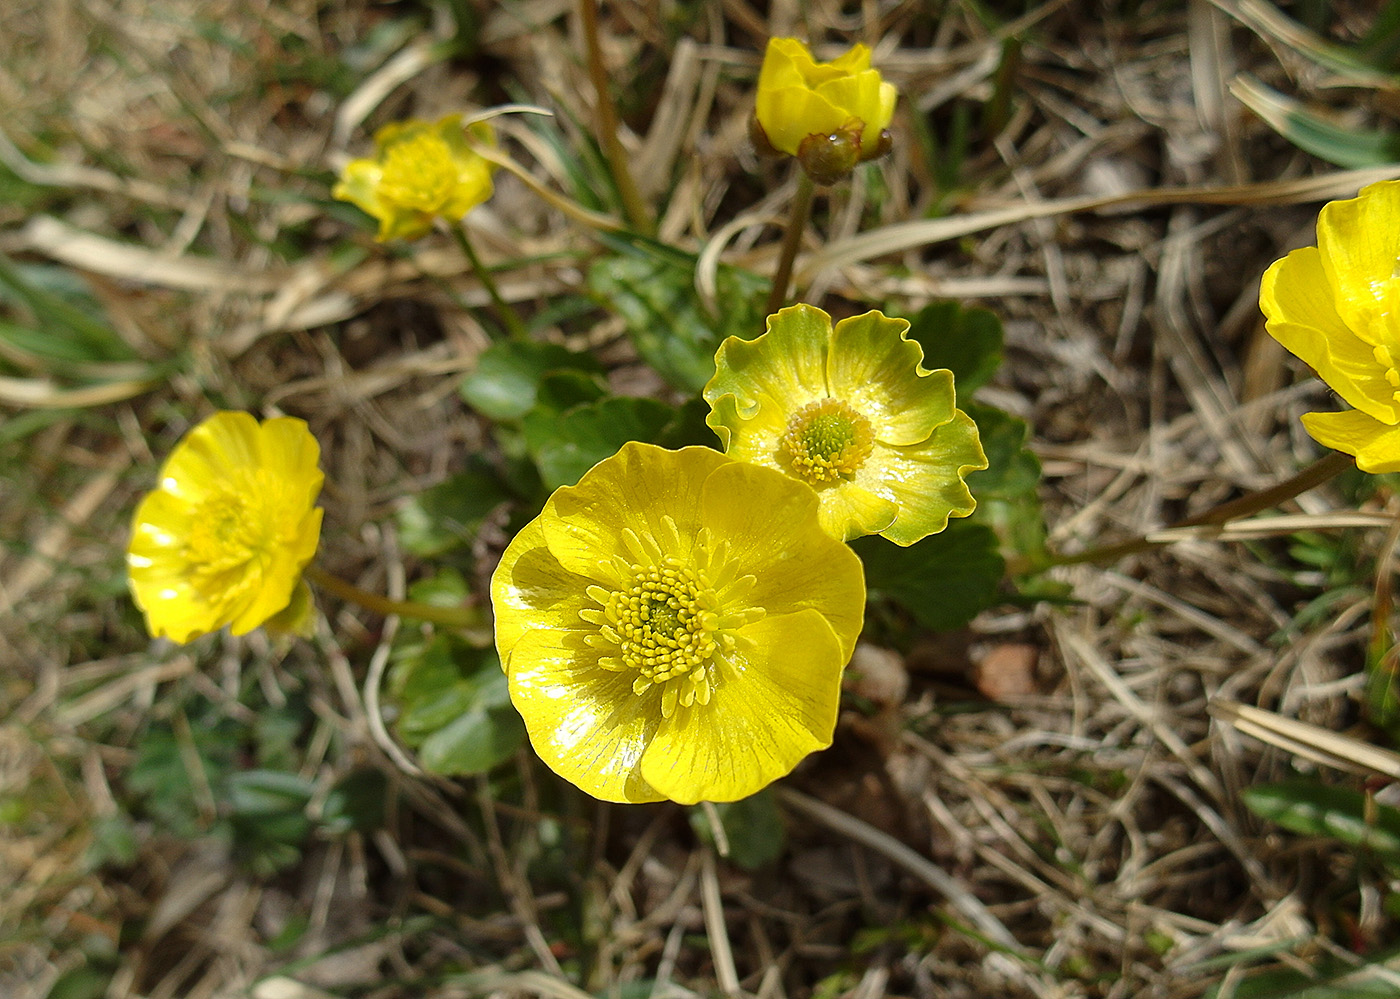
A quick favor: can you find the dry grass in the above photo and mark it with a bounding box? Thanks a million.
[3,1,1400,997]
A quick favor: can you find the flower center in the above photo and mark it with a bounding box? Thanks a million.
[182,477,272,600]
[580,521,763,718]
[377,132,456,212]
[780,398,874,483]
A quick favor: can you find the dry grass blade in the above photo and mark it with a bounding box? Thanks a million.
[802,167,1400,281]
[773,787,1026,956]
[1213,700,1400,780]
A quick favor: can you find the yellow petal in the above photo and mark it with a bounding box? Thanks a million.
[159,411,260,504]
[228,507,322,636]
[639,610,843,803]
[1317,179,1400,336]
[699,458,866,661]
[827,310,955,445]
[815,481,899,542]
[332,158,386,223]
[1261,247,1400,423]
[705,303,832,442]
[259,416,326,505]
[855,410,986,546]
[755,85,850,157]
[757,37,812,92]
[507,628,666,803]
[492,516,596,665]
[542,443,723,578]
[1301,409,1400,473]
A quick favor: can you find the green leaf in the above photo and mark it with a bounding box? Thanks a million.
[390,633,525,776]
[0,256,136,363]
[853,520,1004,631]
[321,768,389,835]
[460,340,604,420]
[1203,951,1400,999]
[587,244,766,392]
[1232,76,1400,169]
[522,395,675,489]
[1243,780,1400,862]
[961,402,1048,568]
[689,789,786,870]
[46,965,114,999]
[905,301,1004,396]
[417,681,525,775]
[396,457,513,557]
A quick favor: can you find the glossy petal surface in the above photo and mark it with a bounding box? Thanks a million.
[1302,410,1400,473]
[490,442,864,804]
[1260,179,1400,467]
[641,611,843,804]
[705,304,986,545]
[127,412,324,643]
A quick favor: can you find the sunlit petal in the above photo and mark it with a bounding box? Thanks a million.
[641,611,844,804]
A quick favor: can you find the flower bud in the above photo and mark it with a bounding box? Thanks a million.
[797,126,862,185]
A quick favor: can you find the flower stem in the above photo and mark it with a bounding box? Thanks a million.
[451,225,528,340]
[1009,449,1355,575]
[305,564,484,630]
[579,0,653,235]
[765,171,816,315]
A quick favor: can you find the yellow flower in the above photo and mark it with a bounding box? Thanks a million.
[753,37,896,177]
[705,305,986,545]
[1261,179,1400,472]
[127,412,324,643]
[333,114,495,241]
[490,443,865,805]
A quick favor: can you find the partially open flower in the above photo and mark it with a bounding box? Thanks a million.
[333,114,496,241]
[705,305,985,545]
[490,443,865,805]
[1261,179,1400,472]
[128,412,324,643]
[753,38,896,182]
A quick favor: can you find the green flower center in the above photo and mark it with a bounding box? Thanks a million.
[781,398,874,483]
[377,132,456,213]
[580,521,764,718]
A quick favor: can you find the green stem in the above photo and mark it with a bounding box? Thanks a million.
[579,0,653,235]
[765,171,816,315]
[1009,449,1355,575]
[305,564,484,630]
[451,225,528,340]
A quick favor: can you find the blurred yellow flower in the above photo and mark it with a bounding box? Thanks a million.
[490,443,865,805]
[705,305,985,545]
[128,412,324,644]
[1261,179,1400,472]
[753,37,896,181]
[333,114,496,241]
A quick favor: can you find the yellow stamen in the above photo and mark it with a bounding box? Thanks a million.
[780,397,874,483]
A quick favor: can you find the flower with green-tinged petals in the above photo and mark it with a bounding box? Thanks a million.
[705,305,986,545]
[752,37,896,180]
[1261,179,1400,472]
[127,412,324,643]
[333,114,496,241]
[490,443,865,805]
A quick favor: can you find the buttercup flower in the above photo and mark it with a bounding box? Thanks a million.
[705,305,986,545]
[491,443,865,805]
[753,37,897,182]
[1261,179,1400,472]
[333,114,495,241]
[128,412,324,643]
